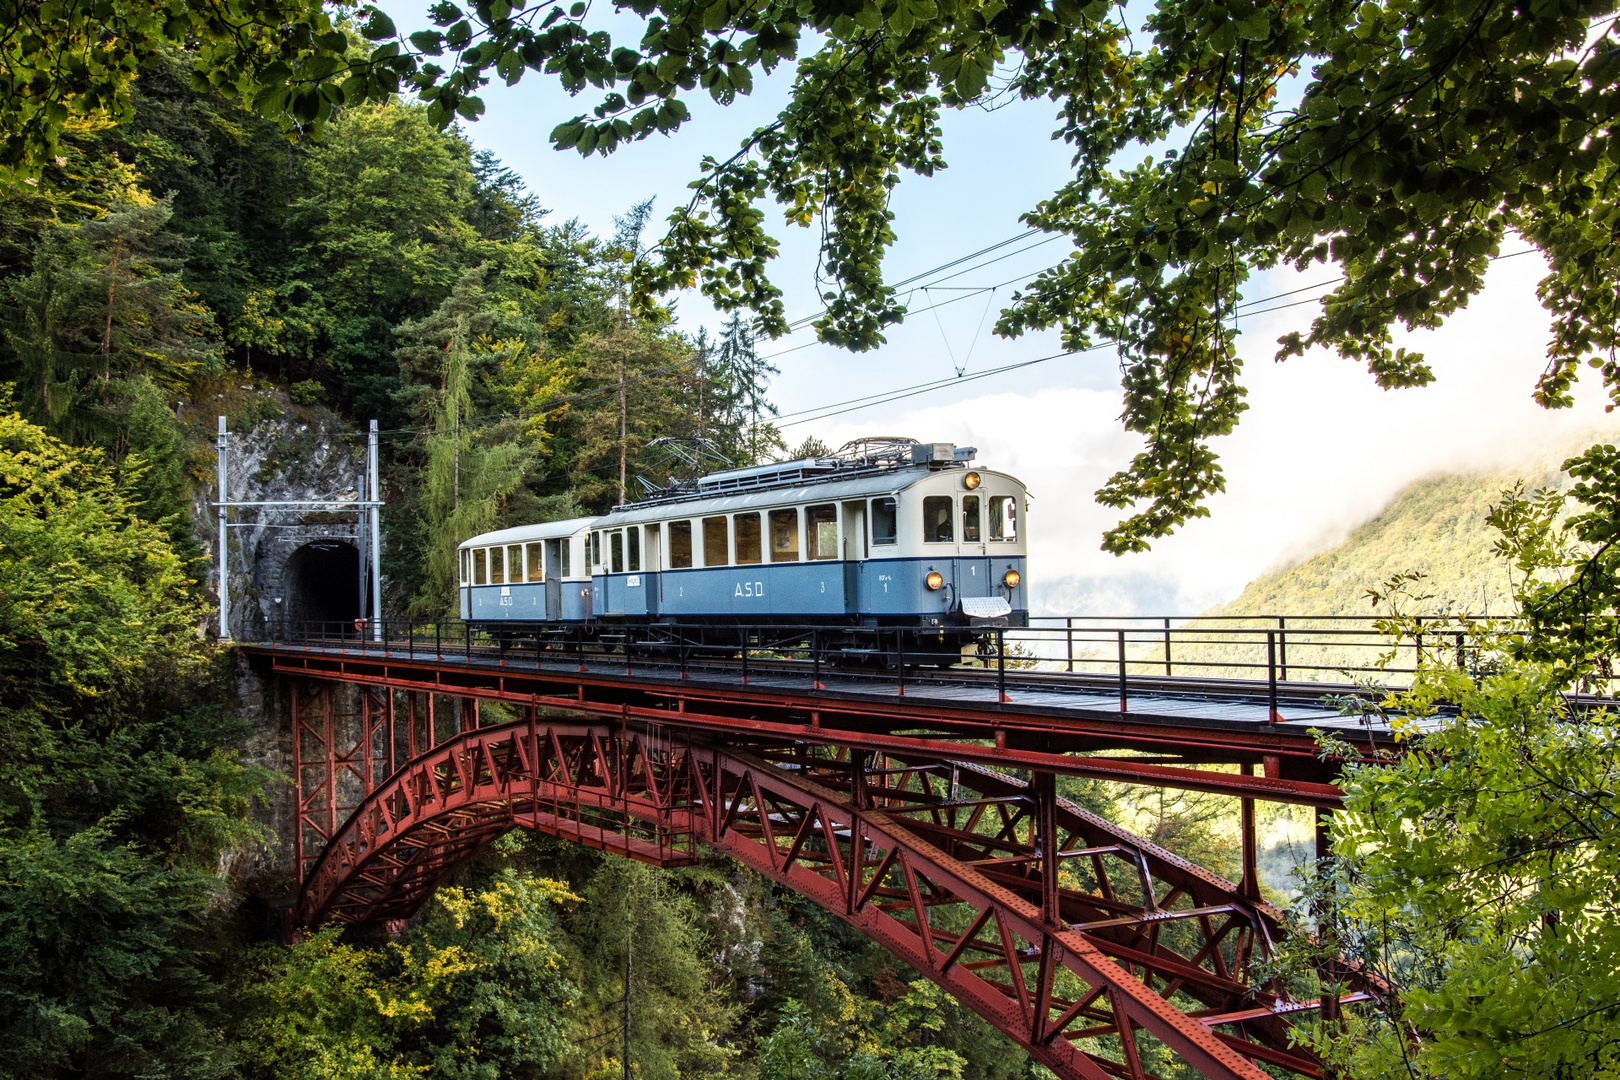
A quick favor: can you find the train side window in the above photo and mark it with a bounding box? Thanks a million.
[526,543,544,582]
[591,531,601,567]
[806,504,838,560]
[610,530,625,574]
[702,516,730,567]
[871,497,897,546]
[561,538,572,577]
[460,549,469,585]
[473,548,487,585]
[923,496,954,543]
[669,521,693,568]
[769,508,799,562]
[507,545,525,582]
[962,496,981,543]
[490,546,506,584]
[989,495,1018,540]
[734,512,762,564]
[627,526,641,572]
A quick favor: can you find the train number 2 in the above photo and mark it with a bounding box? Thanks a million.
[735,581,765,598]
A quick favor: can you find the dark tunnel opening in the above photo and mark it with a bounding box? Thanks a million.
[283,540,361,631]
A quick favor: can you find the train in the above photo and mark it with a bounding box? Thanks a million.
[457,438,1028,665]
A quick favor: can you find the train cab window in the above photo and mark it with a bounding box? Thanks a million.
[871,497,897,546]
[527,543,544,582]
[610,530,625,574]
[769,508,799,562]
[923,496,954,543]
[507,545,524,582]
[734,513,762,564]
[473,548,486,585]
[490,546,506,583]
[627,526,641,572]
[806,504,838,560]
[962,496,981,543]
[591,531,601,568]
[702,516,730,567]
[669,521,693,568]
[460,549,470,585]
[989,495,1018,541]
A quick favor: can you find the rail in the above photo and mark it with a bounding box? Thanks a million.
[254,614,1505,713]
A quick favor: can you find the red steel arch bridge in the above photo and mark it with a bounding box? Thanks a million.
[243,616,1445,1080]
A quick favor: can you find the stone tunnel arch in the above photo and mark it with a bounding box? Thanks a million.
[281,540,362,631]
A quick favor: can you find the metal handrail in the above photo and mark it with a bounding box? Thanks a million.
[252,612,1546,710]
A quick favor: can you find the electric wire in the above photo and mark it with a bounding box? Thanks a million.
[372,246,1543,440]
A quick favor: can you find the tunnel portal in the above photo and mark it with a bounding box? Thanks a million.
[282,540,362,631]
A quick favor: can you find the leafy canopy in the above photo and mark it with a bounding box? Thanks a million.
[308,0,1620,551]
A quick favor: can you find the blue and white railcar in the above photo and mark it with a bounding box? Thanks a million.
[458,516,595,623]
[457,439,1027,661]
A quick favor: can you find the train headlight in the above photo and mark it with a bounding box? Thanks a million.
[1003,569,1021,590]
[963,471,982,490]
[925,570,945,591]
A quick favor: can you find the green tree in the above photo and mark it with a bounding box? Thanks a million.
[0,411,267,1079]
[232,869,579,1080]
[328,0,1620,552]
[2,200,216,442]
[401,272,529,616]
[1270,447,1620,1078]
[0,0,366,178]
[559,859,742,1080]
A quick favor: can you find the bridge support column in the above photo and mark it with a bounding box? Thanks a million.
[1239,763,1261,901]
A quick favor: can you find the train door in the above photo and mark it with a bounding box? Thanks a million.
[841,501,866,616]
[960,494,992,604]
[544,540,563,620]
[644,523,661,616]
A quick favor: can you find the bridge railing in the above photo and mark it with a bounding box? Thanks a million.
[261,614,1511,708]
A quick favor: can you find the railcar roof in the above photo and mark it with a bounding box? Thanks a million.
[595,467,1018,526]
[460,516,595,549]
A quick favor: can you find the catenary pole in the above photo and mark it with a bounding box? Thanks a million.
[369,420,382,640]
[216,416,229,640]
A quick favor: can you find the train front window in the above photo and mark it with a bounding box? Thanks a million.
[989,495,1018,541]
[490,546,505,583]
[507,545,524,582]
[610,531,625,574]
[473,549,486,585]
[770,509,799,562]
[526,543,544,582]
[734,513,762,564]
[627,526,641,572]
[806,504,838,560]
[591,531,601,567]
[962,496,981,543]
[703,516,730,566]
[669,521,693,568]
[923,496,954,543]
[871,497,897,546]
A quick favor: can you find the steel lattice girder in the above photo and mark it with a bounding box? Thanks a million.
[255,650,1349,806]
[299,716,1366,1080]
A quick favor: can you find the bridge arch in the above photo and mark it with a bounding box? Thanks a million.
[298,716,1361,1080]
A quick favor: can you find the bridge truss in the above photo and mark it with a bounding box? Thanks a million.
[277,660,1371,1080]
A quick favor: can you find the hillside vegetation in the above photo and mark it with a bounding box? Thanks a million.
[1096,435,1620,682]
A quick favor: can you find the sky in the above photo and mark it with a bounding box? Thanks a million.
[383,11,1620,614]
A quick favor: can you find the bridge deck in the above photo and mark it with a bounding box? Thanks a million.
[244,639,1398,806]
